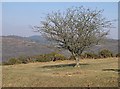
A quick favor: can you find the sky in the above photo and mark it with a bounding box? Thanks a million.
[2,2,118,39]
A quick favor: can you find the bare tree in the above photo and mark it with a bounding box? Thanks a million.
[33,6,114,67]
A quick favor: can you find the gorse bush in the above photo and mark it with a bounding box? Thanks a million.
[3,58,22,65]
[116,53,120,57]
[18,56,27,64]
[83,52,99,59]
[99,49,113,58]
[35,52,67,62]
[3,56,35,65]
[35,55,51,62]
[18,56,35,64]
[53,53,68,61]
[81,53,99,59]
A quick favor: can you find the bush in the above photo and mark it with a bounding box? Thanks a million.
[82,52,99,59]
[69,53,99,60]
[3,56,35,65]
[4,58,22,65]
[99,49,113,58]
[18,56,27,64]
[53,53,67,61]
[35,52,67,62]
[0,63,2,66]
[116,53,120,57]
[35,55,51,62]
[2,62,9,65]
[93,54,99,59]
[84,53,94,59]
[18,56,34,64]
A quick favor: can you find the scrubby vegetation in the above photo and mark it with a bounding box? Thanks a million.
[116,53,120,57]
[3,49,117,65]
[82,52,99,59]
[2,52,67,65]
[68,53,98,60]
[3,58,22,65]
[99,49,113,58]
[69,49,115,60]
[18,56,35,64]
[34,52,67,62]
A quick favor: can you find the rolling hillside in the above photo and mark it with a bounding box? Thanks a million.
[28,35,118,55]
[2,35,118,61]
[2,36,56,61]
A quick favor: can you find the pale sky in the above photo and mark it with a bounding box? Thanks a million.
[2,2,118,39]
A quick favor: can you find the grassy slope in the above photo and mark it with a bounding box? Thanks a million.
[2,58,118,87]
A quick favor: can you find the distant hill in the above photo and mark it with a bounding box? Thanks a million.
[87,38,118,54]
[28,35,50,45]
[2,35,57,61]
[2,35,119,61]
[28,35,118,54]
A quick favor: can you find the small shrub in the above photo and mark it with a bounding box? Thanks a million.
[83,52,99,59]
[53,53,67,61]
[99,49,113,58]
[84,53,94,59]
[35,54,52,62]
[93,54,99,59]
[18,56,28,64]
[0,63,2,65]
[35,55,51,62]
[5,58,22,65]
[2,61,9,65]
[116,53,120,57]
[18,56,34,64]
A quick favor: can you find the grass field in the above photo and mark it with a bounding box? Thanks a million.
[2,57,119,87]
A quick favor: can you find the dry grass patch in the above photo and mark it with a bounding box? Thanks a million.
[2,57,118,87]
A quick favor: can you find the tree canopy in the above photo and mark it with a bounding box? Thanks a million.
[33,6,114,67]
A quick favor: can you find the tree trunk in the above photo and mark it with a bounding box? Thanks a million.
[71,53,80,67]
[75,56,80,67]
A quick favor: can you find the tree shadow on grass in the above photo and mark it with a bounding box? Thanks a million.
[102,69,120,73]
[42,63,89,68]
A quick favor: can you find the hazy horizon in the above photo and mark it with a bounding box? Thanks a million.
[2,2,118,39]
